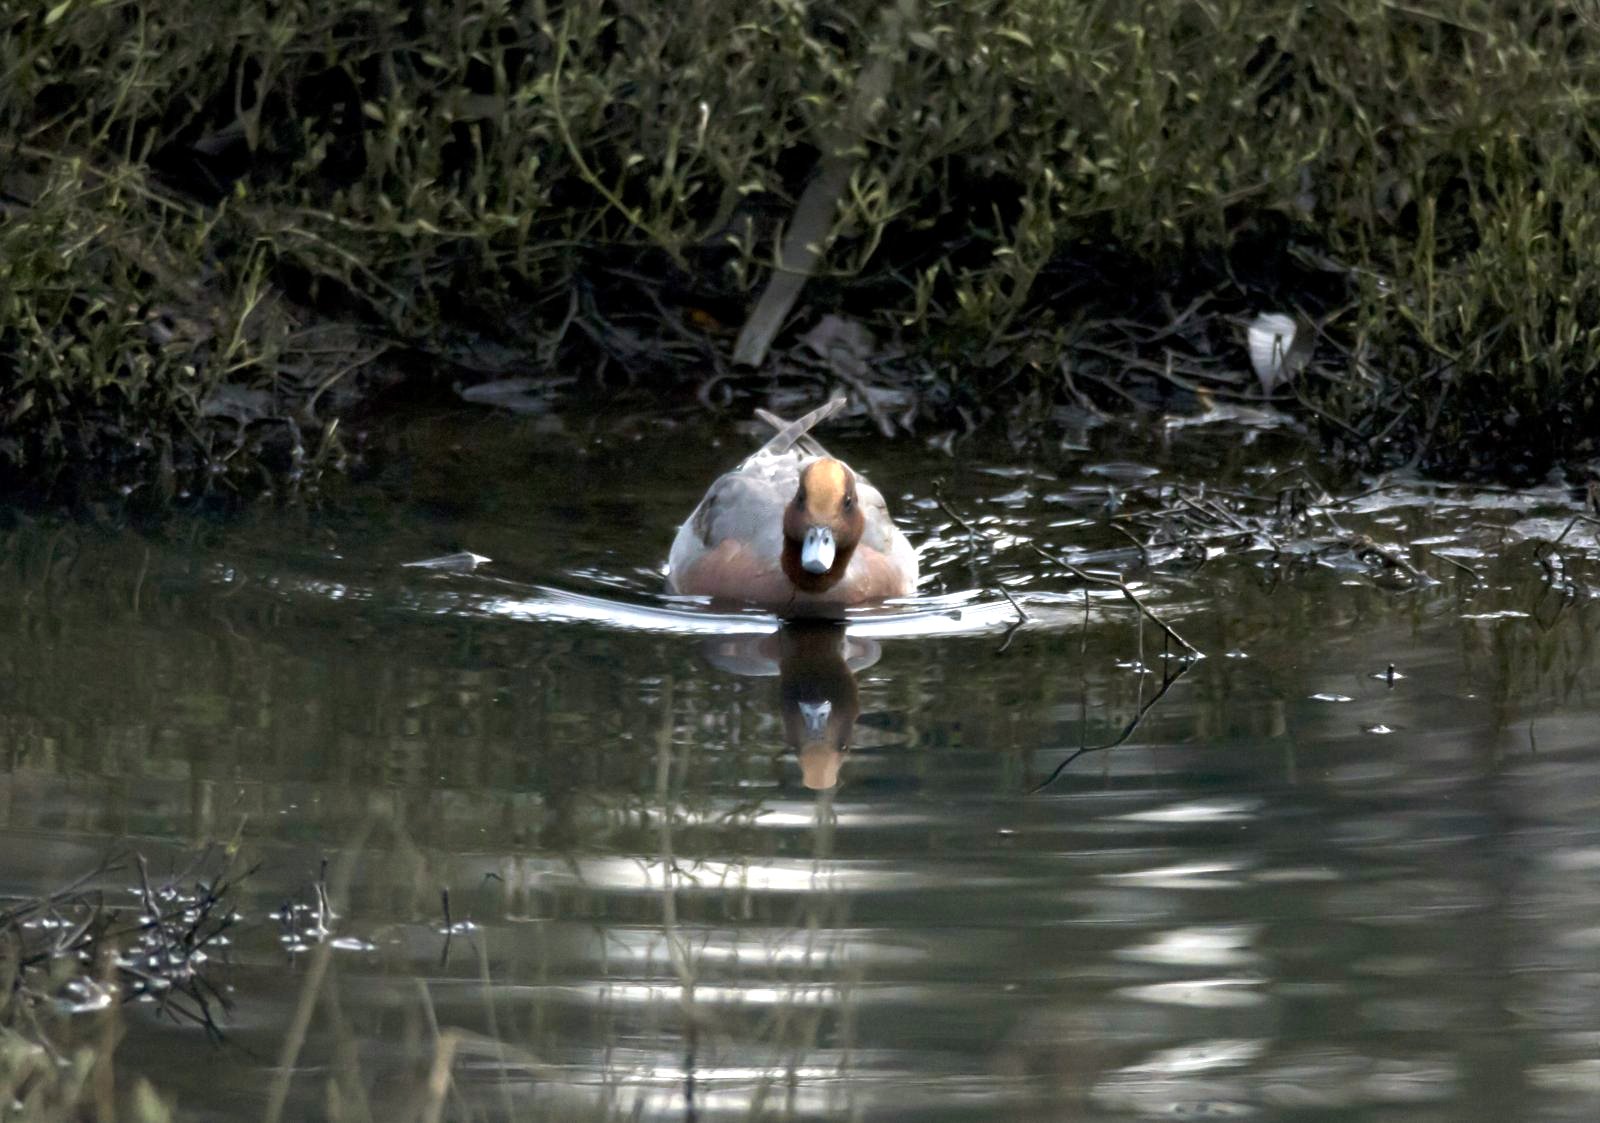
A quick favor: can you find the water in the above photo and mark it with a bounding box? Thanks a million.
[1,403,1598,1121]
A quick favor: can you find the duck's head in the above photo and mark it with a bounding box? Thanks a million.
[781,458,864,593]
[777,622,860,790]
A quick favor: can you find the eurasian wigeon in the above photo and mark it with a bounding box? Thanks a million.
[700,622,881,790]
[778,622,864,790]
[666,397,918,614]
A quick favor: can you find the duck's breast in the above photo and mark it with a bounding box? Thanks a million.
[852,478,919,595]
[838,539,918,601]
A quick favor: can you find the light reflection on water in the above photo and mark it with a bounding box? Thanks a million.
[0,410,1598,1120]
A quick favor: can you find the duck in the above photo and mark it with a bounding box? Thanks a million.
[777,622,866,790]
[700,622,882,790]
[666,397,918,614]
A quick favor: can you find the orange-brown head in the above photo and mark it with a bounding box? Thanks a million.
[780,458,865,593]
[778,622,861,790]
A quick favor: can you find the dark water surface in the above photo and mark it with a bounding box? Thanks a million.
[2,404,1598,1121]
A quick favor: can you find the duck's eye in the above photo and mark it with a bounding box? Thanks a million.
[842,494,855,512]
[794,490,806,508]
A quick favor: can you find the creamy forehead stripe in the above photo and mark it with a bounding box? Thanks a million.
[804,459,849,505]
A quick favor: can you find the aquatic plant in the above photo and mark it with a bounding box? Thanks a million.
[0,850,242,1121]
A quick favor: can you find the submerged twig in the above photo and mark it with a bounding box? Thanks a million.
[440,887,453,968]
[1027,539,1201,657]
[936,485,1201,657]
[1029,638,1191,794]
[4,849,246,1052]
[995,580,1029,623]
[994,581,1029,654]
[933,487,1030,650]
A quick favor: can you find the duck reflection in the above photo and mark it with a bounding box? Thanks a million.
[699,621,879,790]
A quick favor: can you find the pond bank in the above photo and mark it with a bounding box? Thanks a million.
[4,1,1600,504]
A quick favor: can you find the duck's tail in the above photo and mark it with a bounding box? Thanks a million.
[754,395,846,458]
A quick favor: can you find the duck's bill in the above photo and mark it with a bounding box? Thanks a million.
[800,526,836,574]
[798,699,833,737]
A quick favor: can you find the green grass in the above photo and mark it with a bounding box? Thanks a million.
[3,0,1598,490]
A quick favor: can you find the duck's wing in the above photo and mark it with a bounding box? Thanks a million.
[752,395,846,460]
[671,469,787,565]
